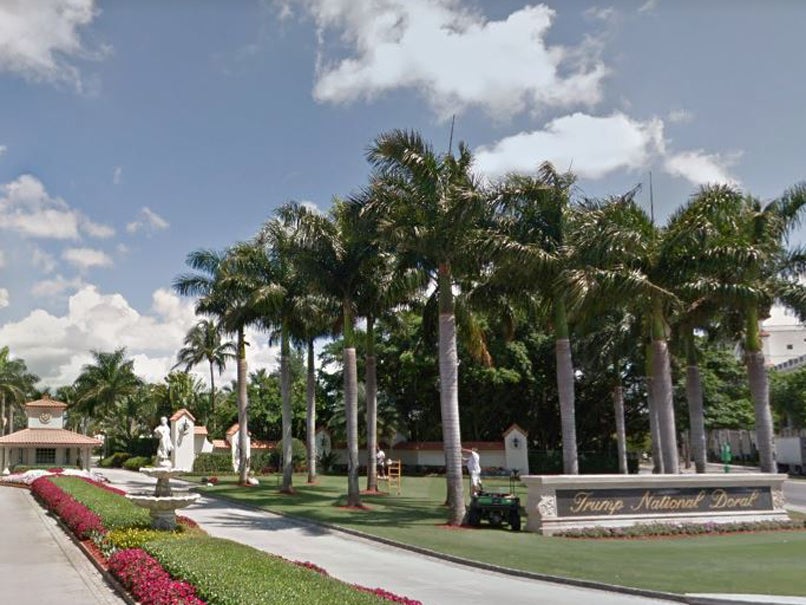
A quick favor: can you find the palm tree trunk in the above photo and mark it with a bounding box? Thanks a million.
[344,347,361,506]
[652,337,679,473]
[645,345,664,473]
[365,315,378,492]
[236,328,250,485]
[612,385,628,474]
[438,264,465,525]
[1,394,5,436]
[685,334,706,473]
[745,308,776,472]
[208,360,216,433]
[280,328,294,492]
[554,297,578,475]
[306,338,317,484]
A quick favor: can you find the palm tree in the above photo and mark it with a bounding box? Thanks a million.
[568,193,680,473]
[0,347,37,436]
[365,129,492,524]
[175,319,235,430]
[73,348,143,428]
[276,199,383,507]
[174,248,258,484]
[491,163,581,474]
[672,183,806,472]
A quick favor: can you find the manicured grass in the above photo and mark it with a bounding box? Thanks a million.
[191,473,806,596]
[51,476,151,530]
[146,537,388,605]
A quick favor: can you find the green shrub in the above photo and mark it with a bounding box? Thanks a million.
[51,476,151,530]
[192,452,233,474]
[270,438,306,469]
[106,527,187,550]
[122,456,152,471]
[100,452,131,468]
[145,537,386,605]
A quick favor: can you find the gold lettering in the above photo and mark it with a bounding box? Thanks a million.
[569,492,625,516]
[710,489,760,510]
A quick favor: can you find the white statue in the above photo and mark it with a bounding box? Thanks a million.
[154,416,174,466]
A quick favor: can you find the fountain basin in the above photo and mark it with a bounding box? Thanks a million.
[127,466,199,530]
[127,492,200,530]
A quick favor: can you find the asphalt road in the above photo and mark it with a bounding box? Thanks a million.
[783,477,806,512]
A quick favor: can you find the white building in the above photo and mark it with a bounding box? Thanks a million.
[0,395,101,474]
[762,305,806,371]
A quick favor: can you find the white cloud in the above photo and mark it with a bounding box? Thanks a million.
[62,247,113,270]
[296,0,606,118]
[0,250,5,268]
[112,165,123,185]
[638,0,658,13]
[0,145,6,156]
[31,275,84,298]
[0,174,81,239]
[0,284,279,387]
[0,0,103,90]
[80,217,115,238]
[667,108,694,124]
[0,288,8,309]
[0,174,112,241]
[663,150,740,186]
[474,112,665,179]
[126,207,169,235]
[584,7,616,22]
[31,246,57,273]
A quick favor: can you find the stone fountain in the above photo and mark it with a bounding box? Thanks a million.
[125,416,200,530]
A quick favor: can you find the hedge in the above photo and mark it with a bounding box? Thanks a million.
[50,476,151,530]
[145,537,387,605]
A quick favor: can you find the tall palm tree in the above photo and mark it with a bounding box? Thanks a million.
[672,183,806,472]
[365,129,492,524]
[491,163,581,474]
[174,319,235,429]
[73,348,143,427]
[174,248,258,484]
[277,199,382,507]
[568,194,680,473]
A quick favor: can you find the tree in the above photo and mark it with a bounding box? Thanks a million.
[174,248,259,484]
[175,319,235,430]
[569,194,680,473]
[277,200,384,507]
[73,348,143,429]
[365,129,492,524]
[491,163,581,474]
[0,347,37,436]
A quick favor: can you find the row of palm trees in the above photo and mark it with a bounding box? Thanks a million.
[173,128,806,525]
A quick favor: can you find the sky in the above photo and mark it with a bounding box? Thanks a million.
[1,0,806,388]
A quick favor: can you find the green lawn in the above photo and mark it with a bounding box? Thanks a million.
[189,473,806,596]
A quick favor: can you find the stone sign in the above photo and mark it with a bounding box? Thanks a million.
[556,486,773,517]
[521,473,789,535]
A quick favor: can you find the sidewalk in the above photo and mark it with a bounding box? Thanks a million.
[0,486,125,605]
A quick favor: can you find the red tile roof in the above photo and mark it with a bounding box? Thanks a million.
[170,408,196,422]
[0,428,101,446]
[25,396,68,409]
[393,441,504,451]
[194,426,208,435]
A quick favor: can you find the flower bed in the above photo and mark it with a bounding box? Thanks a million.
[555,519,806,539]
[108,548,205,605]
[34,472,421,605]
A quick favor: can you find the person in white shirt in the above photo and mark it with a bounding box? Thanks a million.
[462,447,482,494]
[376,446,386,478]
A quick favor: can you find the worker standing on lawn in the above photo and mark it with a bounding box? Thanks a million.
[462,447,482,494]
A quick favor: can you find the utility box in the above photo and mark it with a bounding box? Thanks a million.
[775,436,806,475]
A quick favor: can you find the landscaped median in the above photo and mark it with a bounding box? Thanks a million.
[17,472,421,605]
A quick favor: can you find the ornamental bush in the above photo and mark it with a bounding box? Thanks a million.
[50,476,151,530]
[100,452,131,468]
[145,537,389,605]
[108,548,205,605]
[31,477,105,540]
[191,453,232,474]
[123,456,153,471]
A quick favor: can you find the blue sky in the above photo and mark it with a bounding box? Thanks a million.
[1,0,805,387]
